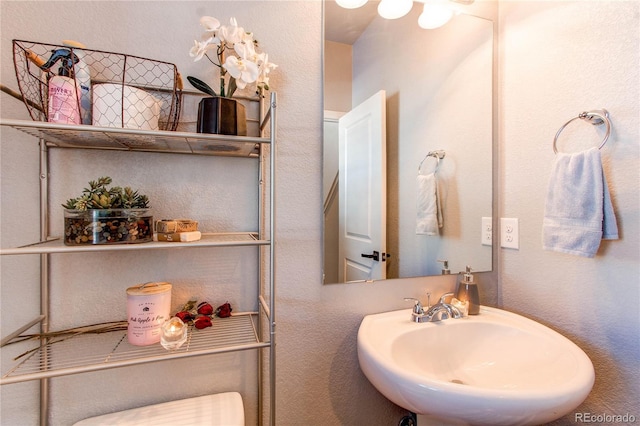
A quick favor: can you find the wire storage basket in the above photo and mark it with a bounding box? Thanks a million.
[12,39,182,131]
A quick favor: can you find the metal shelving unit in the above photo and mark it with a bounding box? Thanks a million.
[0,93,277,425]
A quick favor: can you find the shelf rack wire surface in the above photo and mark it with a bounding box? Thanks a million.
[0,119,270,157]
[1,313,267,385]
[0,232,268,255]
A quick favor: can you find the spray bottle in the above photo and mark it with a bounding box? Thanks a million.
[62,40,91,124]
[41,49,80,124]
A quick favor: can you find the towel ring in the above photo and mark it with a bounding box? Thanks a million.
[418,150,445,174]
[553,109,611,154]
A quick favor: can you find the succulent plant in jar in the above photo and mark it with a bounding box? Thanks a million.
[62,177,153,245]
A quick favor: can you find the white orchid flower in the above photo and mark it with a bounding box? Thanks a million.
[198,16,221,48]
[220,17,245,45]
[234,38,256,60]
[223,56,259,88]
[200,16,221,33]
[256,61,277,90]
[257,53,277,78]
[189,38,216,61]
[258,53,277,72]
[189,15,276,97]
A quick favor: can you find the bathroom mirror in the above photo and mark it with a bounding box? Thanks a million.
[323,0,494,283]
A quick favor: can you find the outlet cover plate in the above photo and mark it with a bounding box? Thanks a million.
[500,218,519,249]
[481,217,492,246]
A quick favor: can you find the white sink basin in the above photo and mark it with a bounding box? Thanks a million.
[357,306,594,426]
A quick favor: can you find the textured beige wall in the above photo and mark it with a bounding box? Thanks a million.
[499,1,640,422]
[324,40,352,112]
[4,1,636,425]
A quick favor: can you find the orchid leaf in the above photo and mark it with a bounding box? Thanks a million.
[187,76,218,97]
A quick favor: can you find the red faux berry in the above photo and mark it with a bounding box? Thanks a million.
[194,316,212,329]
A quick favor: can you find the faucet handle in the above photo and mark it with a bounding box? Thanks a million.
[439,292,455,304]
[404,297,424,314]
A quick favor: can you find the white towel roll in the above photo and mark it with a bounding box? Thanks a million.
[416,172,443,235]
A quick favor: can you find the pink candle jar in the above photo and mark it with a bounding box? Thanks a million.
[126,282,172,346]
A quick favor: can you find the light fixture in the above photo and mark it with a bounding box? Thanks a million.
[335,0,368,9]
[378,0,414,20]
[418,1,454,29]
[334,0,472,30]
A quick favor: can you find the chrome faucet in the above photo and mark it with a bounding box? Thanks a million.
[404,292,463,323]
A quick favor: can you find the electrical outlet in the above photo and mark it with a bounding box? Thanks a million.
[500,218,519,249]
[481,217,492,246]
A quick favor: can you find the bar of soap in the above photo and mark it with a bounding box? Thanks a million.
[155,231,202,242]
[155,219,199,233]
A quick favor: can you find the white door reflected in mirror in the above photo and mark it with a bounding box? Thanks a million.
[338,90,387,283]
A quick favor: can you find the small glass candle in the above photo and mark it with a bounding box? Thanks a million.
[451,298,469,317]
[160,316,188,350]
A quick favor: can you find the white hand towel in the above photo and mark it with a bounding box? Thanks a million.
[543,147,618,257]
[416,172,443,235]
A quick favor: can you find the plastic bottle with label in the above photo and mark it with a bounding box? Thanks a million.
[42,49,81,124]
[63,40,91,124]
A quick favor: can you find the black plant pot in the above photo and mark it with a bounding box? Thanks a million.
[197,97,247,136]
